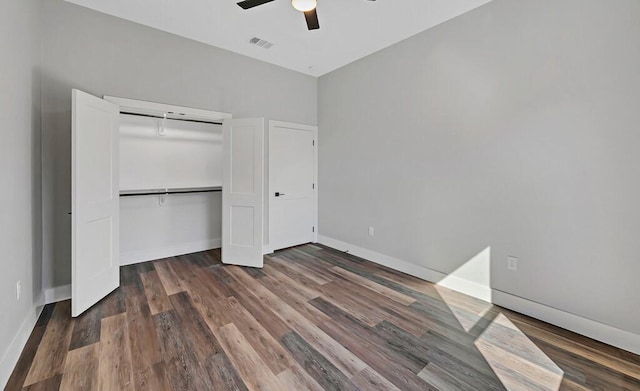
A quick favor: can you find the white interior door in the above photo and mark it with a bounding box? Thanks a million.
[71,89,120,317]
[222,118,264,267]
[269,121,316,251]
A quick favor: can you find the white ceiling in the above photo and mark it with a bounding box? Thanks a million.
[65,0,492,77]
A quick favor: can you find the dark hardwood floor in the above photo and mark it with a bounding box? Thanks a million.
[5,244,640,390]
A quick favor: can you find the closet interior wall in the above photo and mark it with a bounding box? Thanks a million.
[118,113,224,265]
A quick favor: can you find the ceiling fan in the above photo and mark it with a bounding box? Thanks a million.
[237,0,375,31]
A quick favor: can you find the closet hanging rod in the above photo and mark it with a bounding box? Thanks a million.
[120,187,222,197]
[120,111,223,125]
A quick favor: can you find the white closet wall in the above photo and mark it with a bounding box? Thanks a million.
[119,115,223,190]
[118,114,224,264]
[120,194,221,264]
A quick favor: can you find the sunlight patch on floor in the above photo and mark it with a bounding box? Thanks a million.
[435,246,565,390]
[436,246,492,331]
[435,285,494,333]
[474,313,565,390]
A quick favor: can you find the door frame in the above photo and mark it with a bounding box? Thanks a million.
[104,95,232,264]
[267,120,318,252]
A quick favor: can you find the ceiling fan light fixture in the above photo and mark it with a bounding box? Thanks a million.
[291,0,317,12]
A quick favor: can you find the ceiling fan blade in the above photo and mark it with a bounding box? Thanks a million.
[237,0,275,10]
[304,8,320,30]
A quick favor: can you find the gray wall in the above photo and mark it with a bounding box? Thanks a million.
[0,0,43,380]
[41,0,318,289]
[319,0,640,335]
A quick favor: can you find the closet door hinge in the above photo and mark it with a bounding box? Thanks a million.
[312,140,315,147]
[312,183,315,189]
[312,226,315,233]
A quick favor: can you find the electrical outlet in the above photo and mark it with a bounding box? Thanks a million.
[16,280,21,301]
[507,256,519,271]
[368,226,374,236]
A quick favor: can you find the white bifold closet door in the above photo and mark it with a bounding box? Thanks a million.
[71,89,120,317]
[222,118,265,268]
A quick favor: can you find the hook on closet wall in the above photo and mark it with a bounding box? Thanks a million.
[158,114,167,136]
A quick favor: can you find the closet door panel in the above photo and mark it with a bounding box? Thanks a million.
[71,89,120,317]
[222,118,264,268]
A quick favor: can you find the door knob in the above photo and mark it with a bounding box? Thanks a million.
[275,192,285,197]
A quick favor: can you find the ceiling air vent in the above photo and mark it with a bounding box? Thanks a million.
[249,36,274,49]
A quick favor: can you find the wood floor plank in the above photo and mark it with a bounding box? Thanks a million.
[153,310,216,390]
[318,281,387,326]
[68,301,102,351]
[325,272,429,336]
[242,266,267,279]
[418,362,479,391]
[410,300,486,337]
[310,296,426,373]
[101,288,127,319]
[226,266,367,378]
[197,266,236,300]
[22,375,62,391]
[262,263,322,300]
[351,367,403,391]
[473,338,564,391]
[526,333,640,390]
[59,343,99,391]
[140,271,172,315]
[281,331,359,391]
[35,303,56,327]
[131,361,173,391]
[154,260,185,295]
[24,301,74,386]
[202,353,249,391]
[120,265,144,293]
[122,284,164,391]
[423,329,507,380]
[283,248,341,283]
[202,249,222,265]
[277,362,324,391]
[319,323,438,391]
[510,315,640,381]
[185,273,234,331]
[168,291,223,361]
[9,245,640,391]
[375,320,505,391]
[257,272,330,326]
[217,270,292,340]
[330,266,416,306]
[270,253,333,291]
[276,249,334,285]
[168,255,200,286]
[4,325,46,391]
[269,254,332,286]
[202,265,240,298]
[225,296,295,375]
[186,251,217,268]
[217,323,284,391]
[98,313,134,391]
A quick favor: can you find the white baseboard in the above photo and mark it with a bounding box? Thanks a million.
[119,238,221,266]
[0,304,44,389]
[317,234,640,355]
[318,235,490,301]
[318,235,447,282]
[437,274,492,303]
[41,239,222,307]
[43,284,71,304]
[263,243,274,255]
[492,290,640,355]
